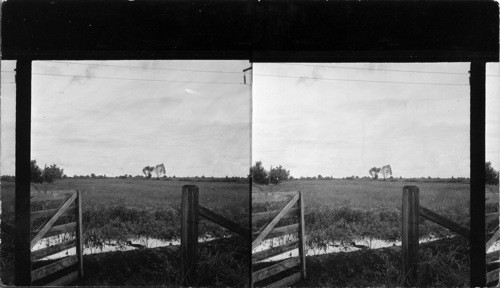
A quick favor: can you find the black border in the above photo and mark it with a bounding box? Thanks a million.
[1,1,498,62]
[2,0,498,287]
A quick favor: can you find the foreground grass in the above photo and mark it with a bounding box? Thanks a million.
[296,237,469,287]
[1,235,248,286]
[1,179,249,285]
[76,237,248,287]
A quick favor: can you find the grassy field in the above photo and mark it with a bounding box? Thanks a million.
[253,179,498,287]
[254,179,474,248]
[2,178,249,244]
[1,178,249,286]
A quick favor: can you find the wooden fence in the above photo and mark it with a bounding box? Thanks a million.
[251,191,306,288]
[402,186,499,287]
[486,197,499,287]
[181,185,250,286]
[30,190,84,286]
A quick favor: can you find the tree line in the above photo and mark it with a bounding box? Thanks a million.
[249,161,499,185]
[30,160,65,183]
[251,161,290,185]
[2,159,497,185]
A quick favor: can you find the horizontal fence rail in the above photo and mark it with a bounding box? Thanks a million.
[419,206,470,238]
[403,186,499,287]
[181,185,249,286]
[30,190,83,286]
[251,191,306,288]
[485,195,499,287]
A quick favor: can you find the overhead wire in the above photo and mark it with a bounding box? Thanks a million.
[3,62,498,86]
[49,61,244,74]
[280,63,500,77]
[31,72,244,85]
[253,73,469,86]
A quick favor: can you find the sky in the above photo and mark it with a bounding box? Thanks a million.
[1,61,499,178]
[1,60,251,177]
[252,63,500,178]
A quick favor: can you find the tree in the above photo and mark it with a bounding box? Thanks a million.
[142,166,154,179]
[251,161,269,185]
[369,167,381,180]
[30,160,43,183]
[42,164,64,183]
[269,165,290,184]
[486,162,499,185]
[153,164,166,179]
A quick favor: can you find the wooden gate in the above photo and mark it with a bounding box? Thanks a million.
[30,190,83,286]
[486,196,499,287]
[251,191,306,288]
[181,185,250,285]
[402,185,500,287]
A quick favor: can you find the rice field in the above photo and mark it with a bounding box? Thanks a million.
[2,178,249,245]
[0,178,250,286]
[253,179,497,287]
[253,179,472,251]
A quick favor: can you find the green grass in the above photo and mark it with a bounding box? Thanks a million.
[254,179,473,248]
[2,179,249,245]
[1,178,249,286]
[296,237,469,287]
[253,179,490,287]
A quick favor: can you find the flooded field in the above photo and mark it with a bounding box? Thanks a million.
[31,233,217,260]
[253,234,443,262]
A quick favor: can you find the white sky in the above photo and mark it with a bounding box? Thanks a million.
[1,60,251,177]
[1,61,498,178]
[252,63,500,178]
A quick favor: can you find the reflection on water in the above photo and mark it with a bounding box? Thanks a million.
[253,235,444,262]
[31,234,215,260]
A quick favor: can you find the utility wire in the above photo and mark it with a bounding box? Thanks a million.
[31,72,243,85]
[281,63,500,77]
[2,63,500,77]
[48,61,244,74]
[25,71,471,86]
[254,73,469,86]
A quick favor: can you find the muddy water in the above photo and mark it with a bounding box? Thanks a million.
[253,235,442,262]
[31,234,215,260]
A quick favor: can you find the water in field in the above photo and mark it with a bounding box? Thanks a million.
[487,240,500,259]
[253,235,439,262]
[32,233,215,260]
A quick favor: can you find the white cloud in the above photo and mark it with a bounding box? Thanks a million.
[184,88,202,95]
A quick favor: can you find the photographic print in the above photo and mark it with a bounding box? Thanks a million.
[1,60,251,286]
[0,1,498,287]
[250,63,500,287]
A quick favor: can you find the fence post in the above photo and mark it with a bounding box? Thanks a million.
[181,185,199,286]
[15,59,33,286]
[298,191,307,280]
[76,190,84,278]
[402,186,419,287]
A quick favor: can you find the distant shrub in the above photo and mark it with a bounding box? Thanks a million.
[369,167,381,180]
[1,175,15,181]
[30,160,44,183]
[42,164,64,183]
[251,161,269,185]
[486,162,499,185]
[269,165,290,184]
